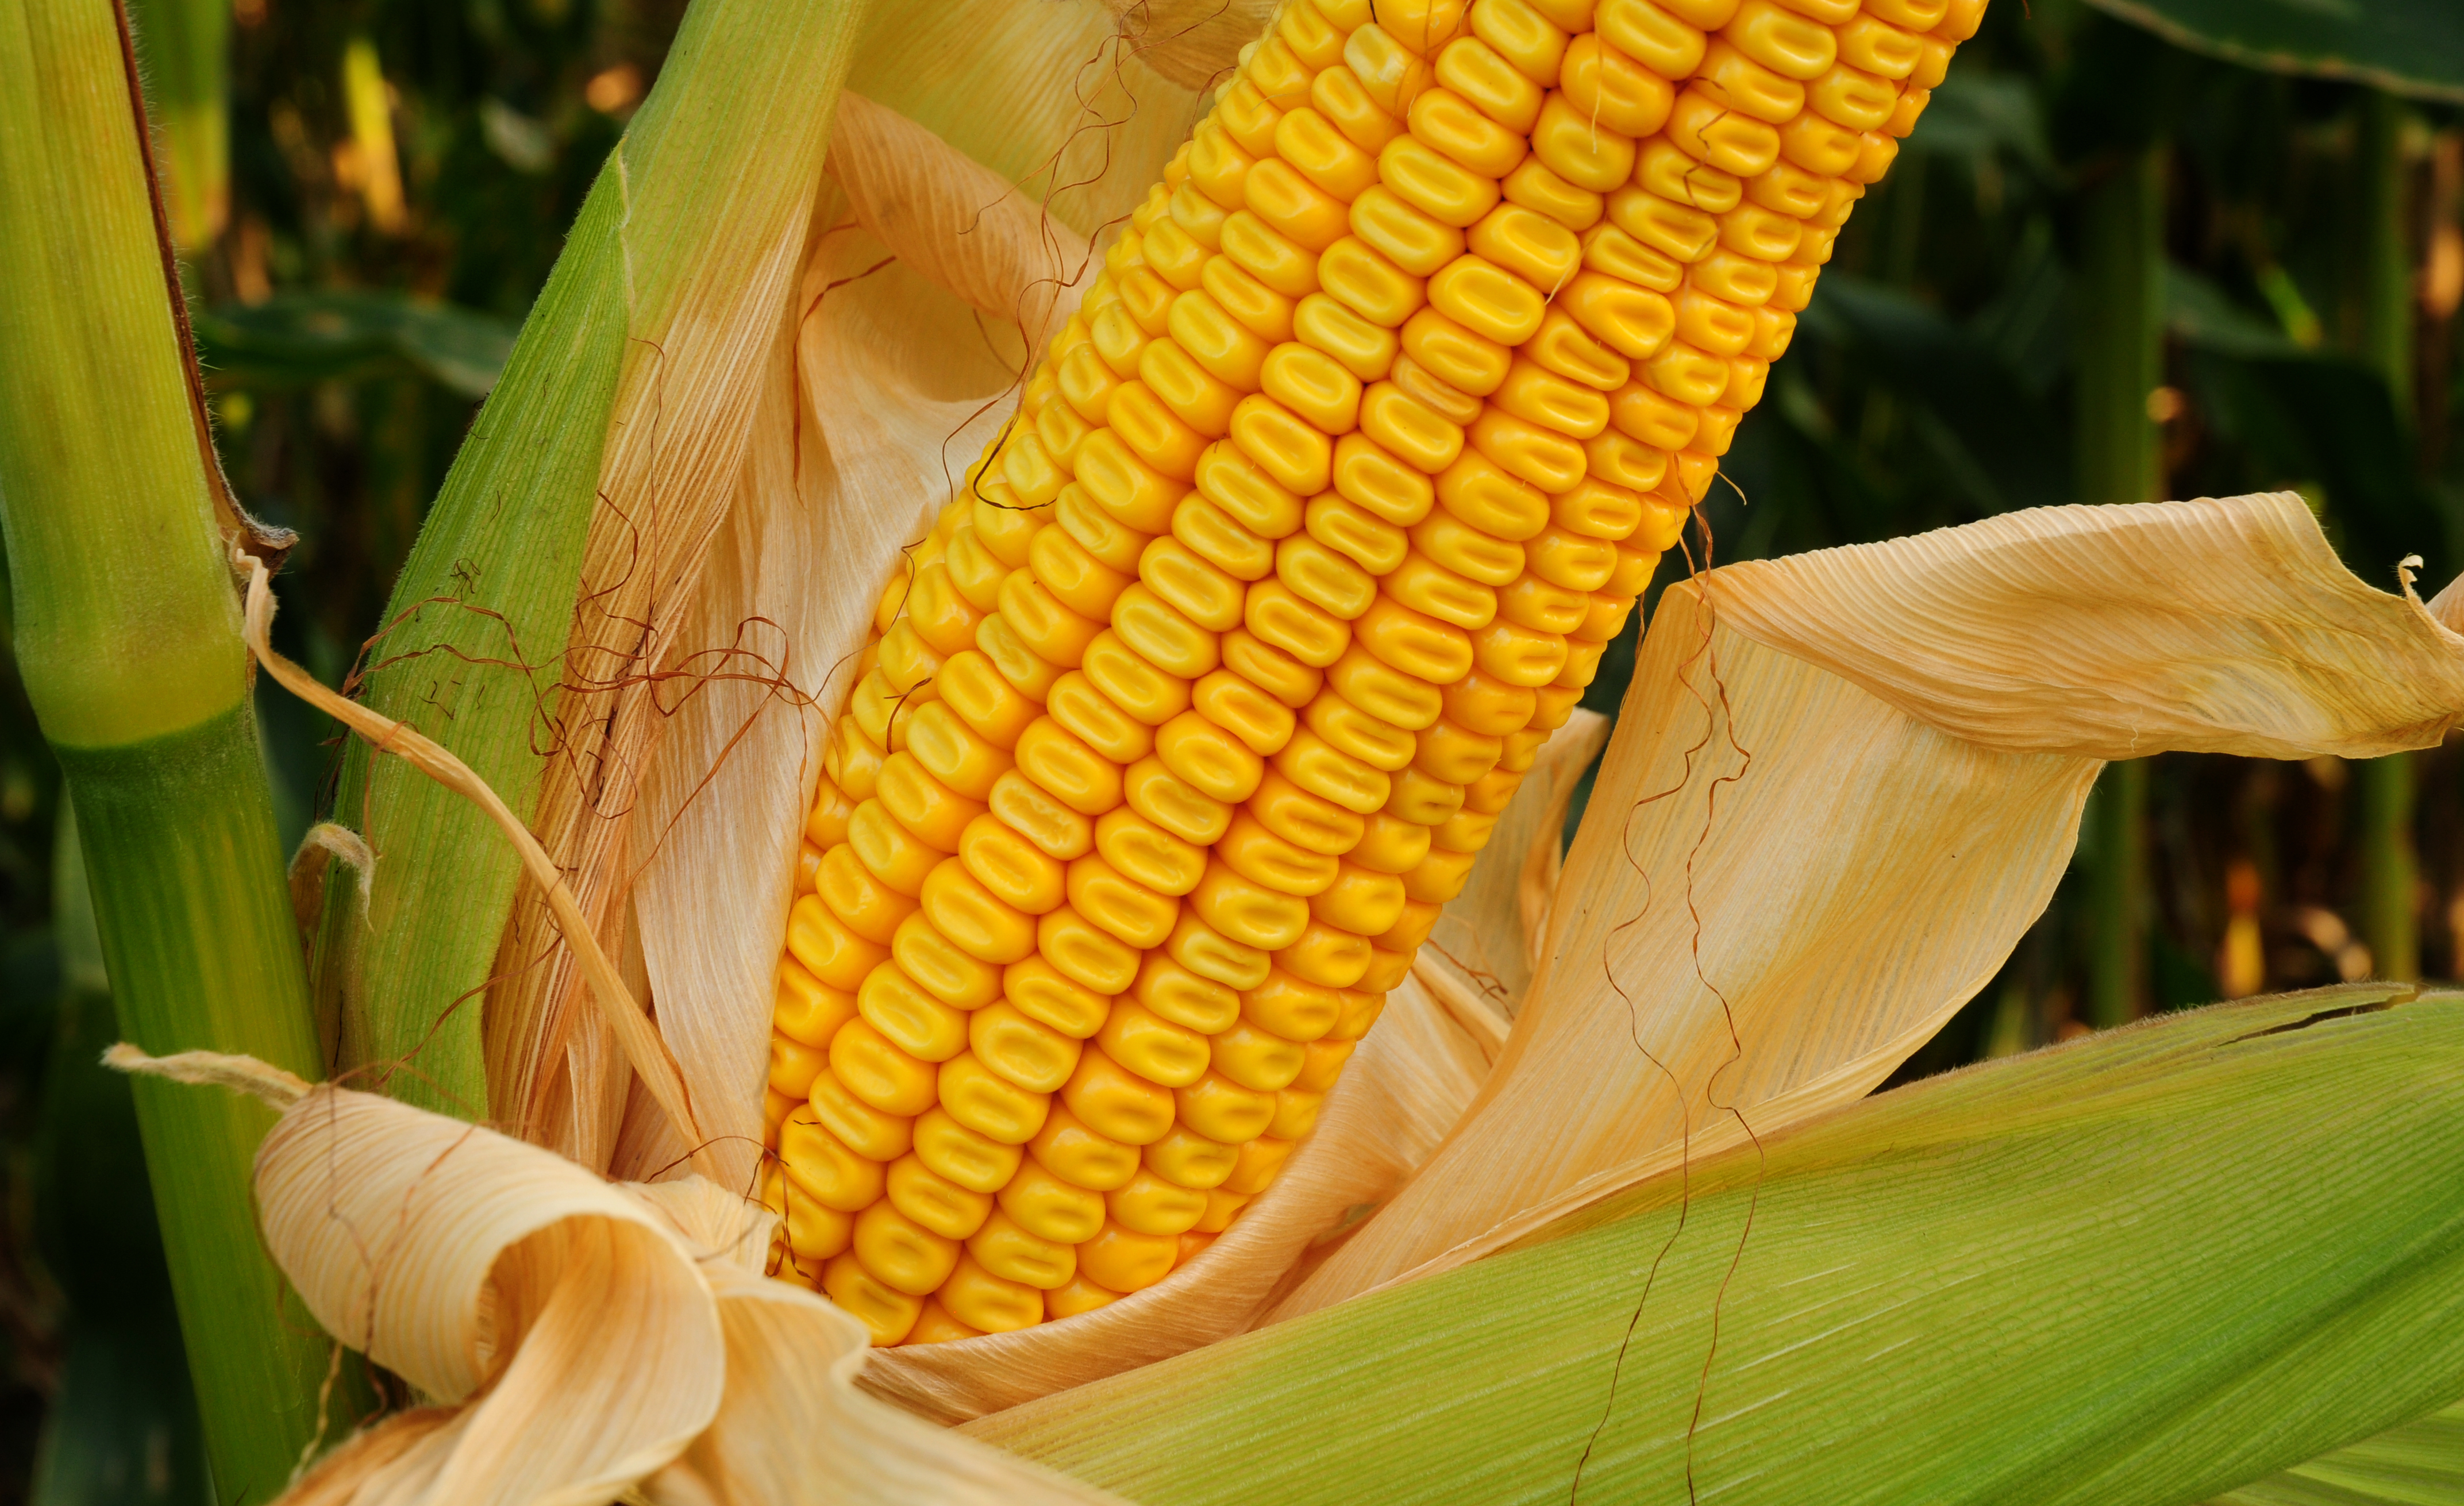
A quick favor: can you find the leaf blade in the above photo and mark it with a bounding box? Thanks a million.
[975,989,2464,1506]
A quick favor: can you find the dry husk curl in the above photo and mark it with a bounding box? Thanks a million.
[186,0,2464,1497]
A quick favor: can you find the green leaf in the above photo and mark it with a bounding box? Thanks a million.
[195,291,518,399]
[1800,274,2071,515]
[2205,1401,2464,1505]
[315,0,867,1116]
[2084,0,2464,104]
[977,987,2464,1506]
[124,0,228,252]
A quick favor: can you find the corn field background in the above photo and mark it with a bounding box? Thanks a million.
[0,0,2459,1496]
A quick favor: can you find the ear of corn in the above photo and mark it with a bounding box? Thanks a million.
[765,0,1982,1345]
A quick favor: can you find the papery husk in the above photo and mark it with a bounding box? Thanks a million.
[1095,0,1274,91]
[1273,494,2464,1320]
[482,178,827,1174]
[112,1047,1122,1506]
[1416,707,1613,1053]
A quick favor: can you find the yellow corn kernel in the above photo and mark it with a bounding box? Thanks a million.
[1095,1000,1214,1087]
[1076,1220,1179,1293]
[1223,1134,1298,1195]
[891,913,1002,1010]
[1145,1123,1241,1190]
[779,1112,887,1214]
[934,1050,1050,1145]
[783,0,1954,1337]
[823,1252,922,1346]
[858,962,970,1064]
[1062,1046,1180,1145]
[921,860,1041,965]
[1046,1273,1122,1318]
[1207,1020,1311,1089]
[1108,1167,1212,1236]
[1029,1103,1142,1192]
[911,1106,1022,1195]
[1439,34,1542,130]
[968,1001,1083,1093]
[934,1253,1046,1336]
[998,1158,1108,1245]
[830,1018,940,1116]
[764,1168,855,1268]
[810,1065,914,1162]
[1193,1187,1249,1234]
[1566,38,1676,138]
[1175,1068,1279,1144]
[886,1152,994,1241]
[906,1297,985,1346]
[1134,951,1245,1033]
[1242,970,1345,1041]
[1312,861,1410,934]
[968,1209,1078,1290]
[774,959,857,1049]
[852,1200,960,1299]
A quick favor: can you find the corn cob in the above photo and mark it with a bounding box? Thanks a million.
[762,0,1982,1345]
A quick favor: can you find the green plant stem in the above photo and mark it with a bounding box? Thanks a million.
[2074,147,2165,1025]
[0,0,355,1495]
[56,717,344,1502]
[31,806,207,1506]
[2349,90,2420,982]
[2084,756,2150,1027]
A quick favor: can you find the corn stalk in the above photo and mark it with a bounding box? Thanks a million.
[2350,88,2420,983]
[0,0,352,1495]
[2074,147,2166,1026]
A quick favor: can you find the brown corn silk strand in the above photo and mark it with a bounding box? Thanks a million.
[768,0,1977,1345]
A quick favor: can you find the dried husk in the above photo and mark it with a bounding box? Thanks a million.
[111,1047,1121,1505]
[1275,494,2464,1320]
[1415,707,1614,1052]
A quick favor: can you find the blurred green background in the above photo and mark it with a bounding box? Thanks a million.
[0,0,2458,1498]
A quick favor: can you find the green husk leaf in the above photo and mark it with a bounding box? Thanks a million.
[974,987,2464,1506]
[2205,1401,2464,1505]
[316,0,863,1116]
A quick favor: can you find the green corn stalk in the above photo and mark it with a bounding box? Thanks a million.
[2350,89,2420,984]
[0,0,357,1495]
[2074,147,2166,1027]
[30,807,208,1506]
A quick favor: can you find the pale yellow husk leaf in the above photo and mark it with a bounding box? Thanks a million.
[116,1047,1121,1505]
[1273,493,2464,1319]
[1415,707,1614,1054]
[482,2,857,1172]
